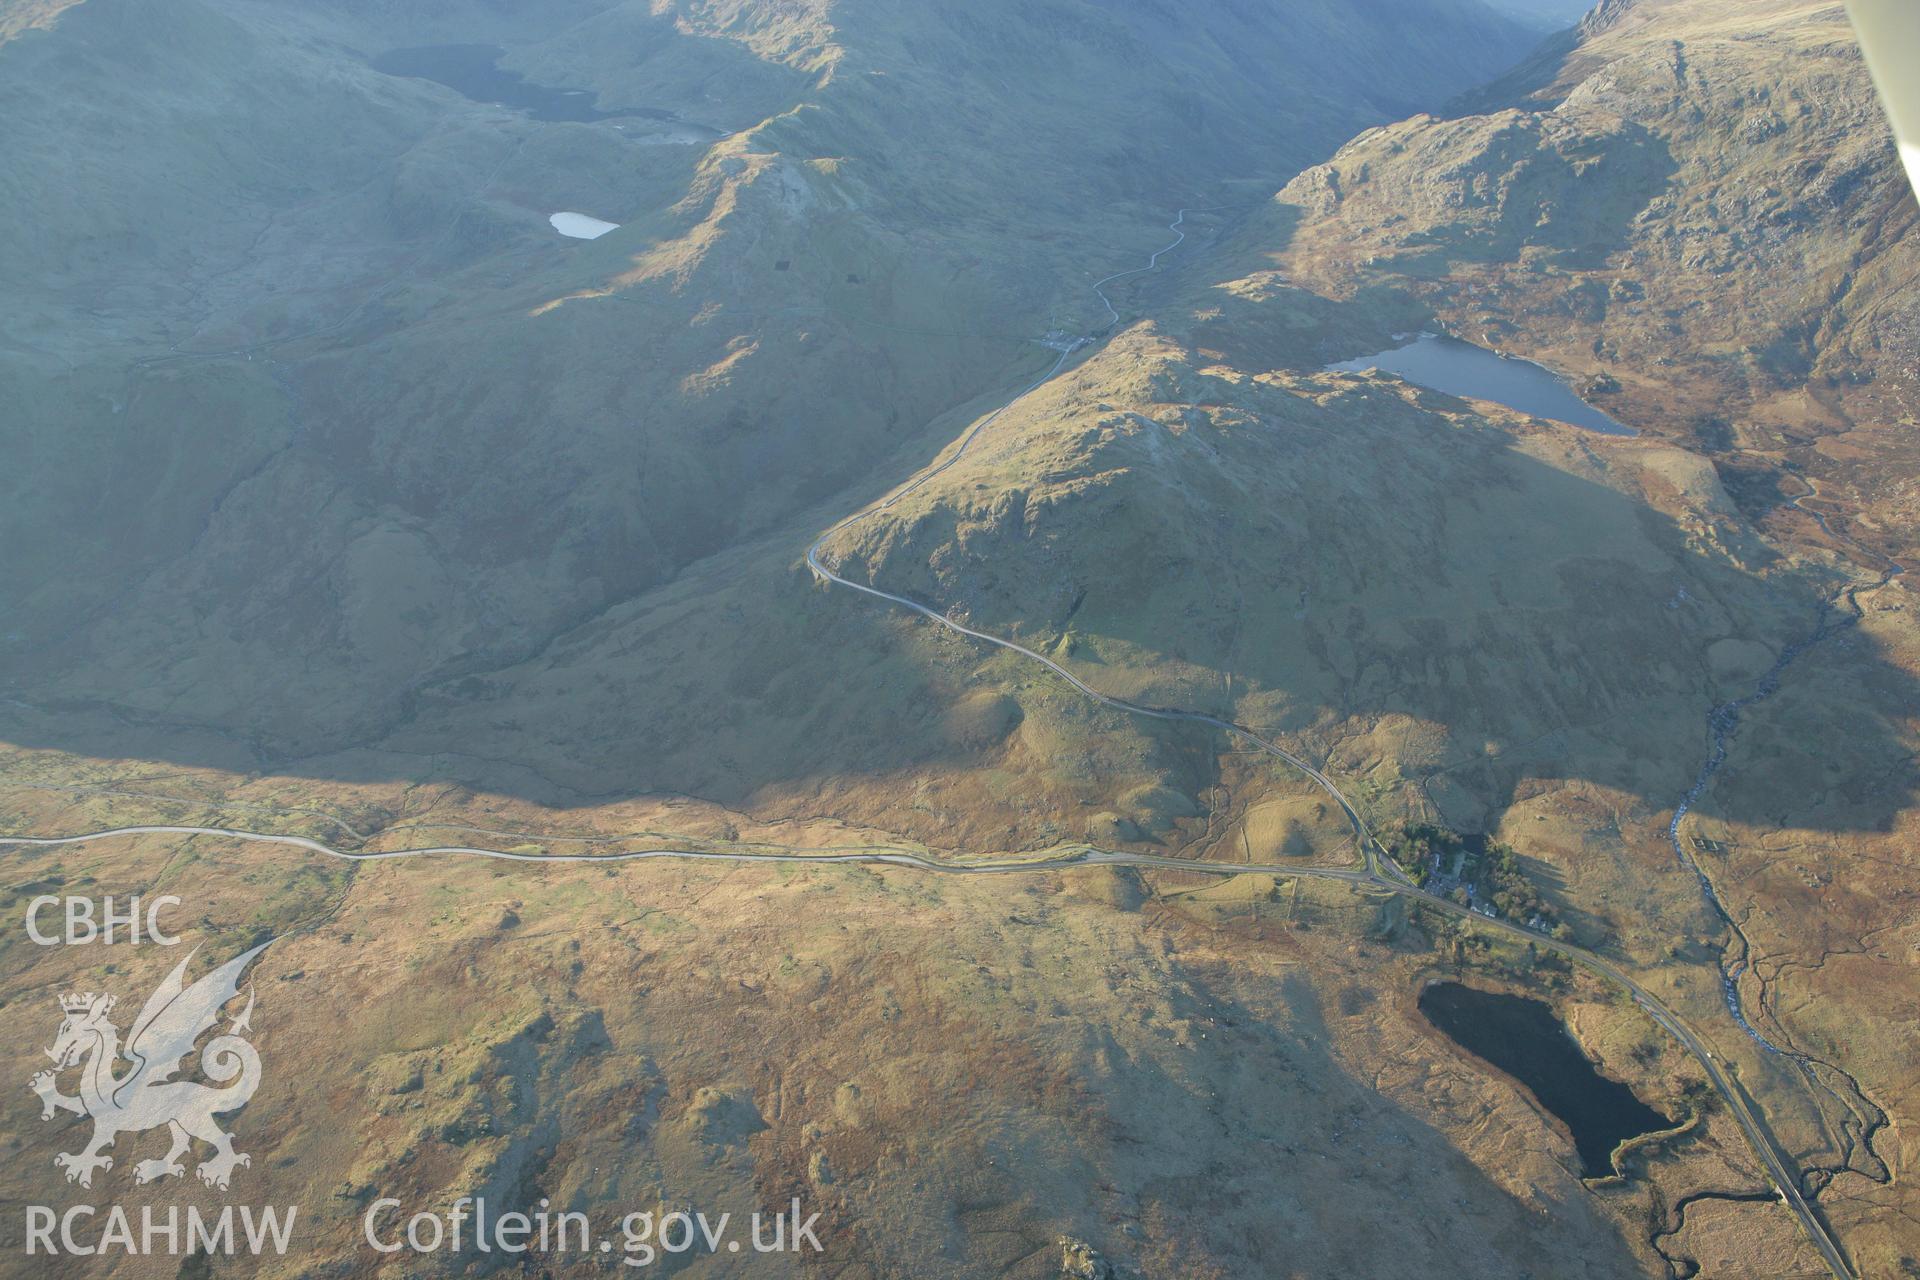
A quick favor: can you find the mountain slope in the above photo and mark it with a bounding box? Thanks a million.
[1248,0,1920,567]
[1,0,1539,755]
[3,2,1915,1275]
[785,1,1920,1271]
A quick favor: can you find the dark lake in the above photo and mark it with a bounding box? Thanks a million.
[370,44,686,125]
[1418,981,1672,1177]
[1327,333,1633,435]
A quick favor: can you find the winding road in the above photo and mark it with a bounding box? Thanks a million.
[1,208,1855,1278]
[0,816,1851,1280]
[805,210,1409,888]
[796,207,1851,1278]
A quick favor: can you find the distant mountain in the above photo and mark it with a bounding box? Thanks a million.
[4,6,1915,1274]
[1257,0,1918,569]
[0,0,1537,761]
[776,3,1920,1271]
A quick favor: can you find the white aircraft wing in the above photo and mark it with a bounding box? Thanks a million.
[1847,0,1920,201]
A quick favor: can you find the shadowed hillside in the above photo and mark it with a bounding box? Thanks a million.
[3,3,1916,1275]
[0,0,1537,753]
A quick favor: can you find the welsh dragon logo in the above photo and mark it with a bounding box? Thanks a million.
[30,943,269,1191]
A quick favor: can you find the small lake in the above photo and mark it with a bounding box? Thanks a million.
[370,44,695,127]
[550,212,619,240]
[1419,981,1672,1177]
[1328,333,1632,435]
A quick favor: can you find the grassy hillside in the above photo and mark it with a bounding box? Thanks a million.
[0,812,1703,1278]
[1121,3,1920,1271]
[5,2,1914,1274]
[1249,0,1920,567]
[0,0,1538,753]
